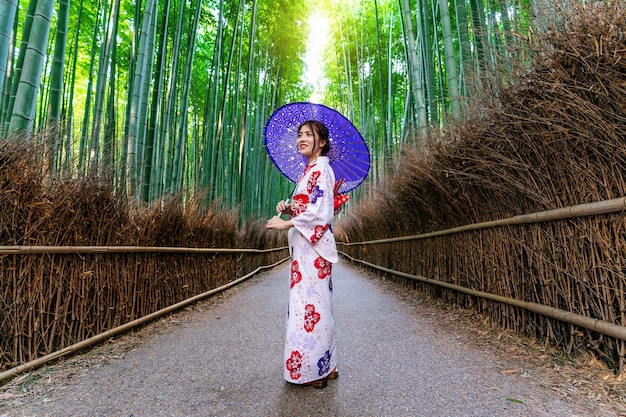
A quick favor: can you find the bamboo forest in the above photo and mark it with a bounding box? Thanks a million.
[0,0,545,220]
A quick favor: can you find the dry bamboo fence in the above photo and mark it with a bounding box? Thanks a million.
[336,1,626,373]
[338,197,626,371]
[0,139,290,378]
[0,245,288,375]
[0,249,288,383]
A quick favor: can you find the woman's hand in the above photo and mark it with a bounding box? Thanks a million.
[266,215,292,230]
[267,200,294,229]
[275,200,294,216]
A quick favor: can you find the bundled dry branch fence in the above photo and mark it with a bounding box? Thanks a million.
[0,139,288,374]
[337,1,626,373]
[339,199,626,370]
[1,249,287,372]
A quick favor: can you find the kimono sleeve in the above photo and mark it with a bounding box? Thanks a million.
[290,164,336,245]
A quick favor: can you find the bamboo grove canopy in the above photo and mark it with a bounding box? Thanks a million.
[0,0,560,219]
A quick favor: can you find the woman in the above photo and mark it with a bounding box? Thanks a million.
[266,120,339,389]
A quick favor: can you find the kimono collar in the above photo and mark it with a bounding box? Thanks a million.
[307,156,329,168]
[302,156,329,179]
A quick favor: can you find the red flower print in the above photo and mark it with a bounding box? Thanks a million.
[307,171,321,193]
[290,260,302,288]
[314,256,332,279]
[304,304,321,333]
[310,224,330,244]
[286,350,303,380]
[291,194,309,217]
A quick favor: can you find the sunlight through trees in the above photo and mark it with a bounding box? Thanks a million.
[0,0,541,220]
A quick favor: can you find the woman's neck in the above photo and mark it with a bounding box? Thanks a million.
[307,154,320,165]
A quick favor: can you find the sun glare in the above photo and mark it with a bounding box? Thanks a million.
[304,13,330,103]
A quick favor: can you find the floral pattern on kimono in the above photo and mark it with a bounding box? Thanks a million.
[290,260,302,289]
[291,194,309,217]
[284,156,338,384]
[314,256,332,279]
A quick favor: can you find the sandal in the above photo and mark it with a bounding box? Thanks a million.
[302,378,328,389]
[328,368,339,380]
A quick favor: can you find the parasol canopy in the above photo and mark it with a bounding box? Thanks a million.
[264,102,370,194]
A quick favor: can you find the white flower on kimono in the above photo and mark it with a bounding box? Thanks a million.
[291,194,309,217]
[290,260,302,288]
[307,171,321,193]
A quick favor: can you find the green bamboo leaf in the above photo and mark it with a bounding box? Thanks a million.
[505,397,524,404]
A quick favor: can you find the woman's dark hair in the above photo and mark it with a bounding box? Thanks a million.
[298,120,331,156]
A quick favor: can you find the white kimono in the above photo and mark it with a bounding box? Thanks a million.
[284,156,338,384]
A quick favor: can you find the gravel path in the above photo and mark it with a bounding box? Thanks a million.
[1,260,623,417]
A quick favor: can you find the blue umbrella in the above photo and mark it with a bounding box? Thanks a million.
[264,102,370,194]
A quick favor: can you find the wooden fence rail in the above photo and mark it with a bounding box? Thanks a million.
[340,197,626,245]
[0,246,287,254]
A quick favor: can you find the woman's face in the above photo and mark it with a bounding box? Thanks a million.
[297,124,326,162]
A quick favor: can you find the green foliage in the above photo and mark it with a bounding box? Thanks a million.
[0,0,544,223]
